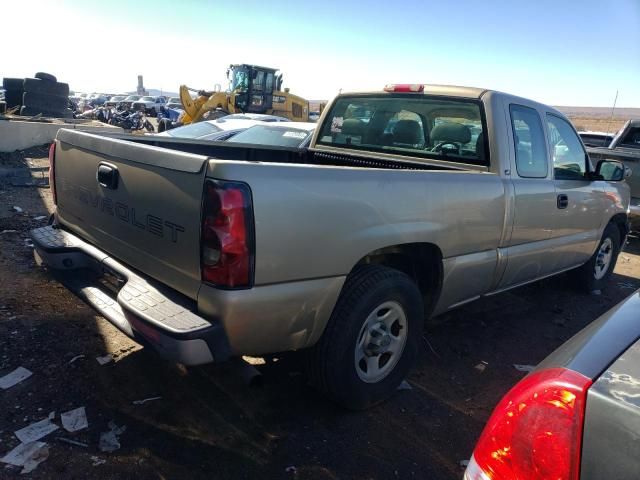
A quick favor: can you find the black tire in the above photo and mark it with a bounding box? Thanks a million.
[23,78,69,97]
[23,92,68,112]
[157,118,169,133]
[307,265,424,409]
[575,223,621,292]
[2,77,23,90]
[20,105,65,118]
[34,72,57,82]
[4,89,23,108]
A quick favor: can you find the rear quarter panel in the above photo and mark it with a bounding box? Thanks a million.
[208,160,506,305]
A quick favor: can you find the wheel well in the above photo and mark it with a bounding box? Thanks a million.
[609,213,629,247]
[355,243,443,317]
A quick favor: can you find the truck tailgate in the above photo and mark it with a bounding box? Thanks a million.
[54,129,208,299]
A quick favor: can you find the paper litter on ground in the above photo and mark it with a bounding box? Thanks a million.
[132,396,162,405]
[96,354,113,365]
[91,455,106,466]
[0,441,49,474]
[0,367,33,390]
[68,354,85,364]
[397,380,413,391]
[99,422,126,452]
[61,407,88,432]
[15,418,59,443]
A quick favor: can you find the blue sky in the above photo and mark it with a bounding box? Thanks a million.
[5,0,639,107]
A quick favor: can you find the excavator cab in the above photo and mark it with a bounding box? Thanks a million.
[228,64,281,114]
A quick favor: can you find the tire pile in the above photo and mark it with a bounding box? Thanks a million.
[2,72,73,118]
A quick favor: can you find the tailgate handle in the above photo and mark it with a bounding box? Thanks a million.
[97,163,119,190]
[557,193,568,209]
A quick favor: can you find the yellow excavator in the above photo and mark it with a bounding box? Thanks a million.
[179,64,310,124]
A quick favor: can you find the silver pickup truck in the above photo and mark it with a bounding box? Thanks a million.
[32,84,630,408]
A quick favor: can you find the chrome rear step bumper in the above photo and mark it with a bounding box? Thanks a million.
[30,225,230,365]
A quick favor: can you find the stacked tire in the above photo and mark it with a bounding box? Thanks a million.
[2,73,72,118]
[20,73,72,118]
[2,77,24,109]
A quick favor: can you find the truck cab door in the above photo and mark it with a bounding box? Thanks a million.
[498,104,557,289]
[546,114,605,270]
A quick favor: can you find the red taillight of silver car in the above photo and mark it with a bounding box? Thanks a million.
[465,368,592,480]
[201,180,254,289]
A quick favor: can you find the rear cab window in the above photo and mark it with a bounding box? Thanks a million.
[317,94,488,166]
[509,104,548,178]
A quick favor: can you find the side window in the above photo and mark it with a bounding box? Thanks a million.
[266,73,274,92]
[254,71,264,91]
[510,105,548,178]
[621,127,640,149]
[546,114,586,180]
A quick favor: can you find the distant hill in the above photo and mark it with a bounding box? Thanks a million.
[554,106,640,132]
[555,106,640,119]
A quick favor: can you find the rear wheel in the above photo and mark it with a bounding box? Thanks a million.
[307,265,423,409]
[575,223,621,292]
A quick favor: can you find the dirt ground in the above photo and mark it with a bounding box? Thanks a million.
[2,149,640,479]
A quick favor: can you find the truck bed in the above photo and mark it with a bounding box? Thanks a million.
[100,132,465,172]
[53,129,505,313]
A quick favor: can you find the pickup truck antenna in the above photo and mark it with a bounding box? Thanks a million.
[605,90,619,138]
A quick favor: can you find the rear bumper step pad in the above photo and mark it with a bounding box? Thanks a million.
[30,225,230,365]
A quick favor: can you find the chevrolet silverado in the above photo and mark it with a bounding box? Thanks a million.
[31,84,630,408]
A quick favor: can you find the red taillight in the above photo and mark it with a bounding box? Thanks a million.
[383,84,424,93]
[48,142,57,204]
[201,180,254,288]
[467,368,591,480]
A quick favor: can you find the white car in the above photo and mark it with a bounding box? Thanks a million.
[220,113,290,122]
[227,122,316,148]
[155,118,269,140]
[131,96,167,116]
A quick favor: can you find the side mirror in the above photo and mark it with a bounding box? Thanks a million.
[596,159,627,181]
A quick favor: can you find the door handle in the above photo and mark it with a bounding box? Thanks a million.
[557,194,568,209]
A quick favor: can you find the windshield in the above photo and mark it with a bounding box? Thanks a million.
[229,126,313,147]
[110,96,126,101]
[318,95,487,165]
[165,122,221,138]
[230,68,250,92]
[125,95,141,101]
[140,96,155,101]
